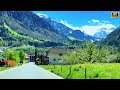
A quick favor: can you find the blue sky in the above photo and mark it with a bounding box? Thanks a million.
[33,11,120,36]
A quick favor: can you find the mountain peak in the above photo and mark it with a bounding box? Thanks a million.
[93,27,116,38]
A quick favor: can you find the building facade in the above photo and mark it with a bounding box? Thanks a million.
[48,48,74,65]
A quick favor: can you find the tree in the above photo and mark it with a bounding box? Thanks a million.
[64,51,80,64]
[115,53,120,63]
[3,49,20,63]
[13,51,20,63]
[5,49,14,60]
[19,50,25,62]
[86,42,95,62]
[76,48,88,63]
[96,45,111,63]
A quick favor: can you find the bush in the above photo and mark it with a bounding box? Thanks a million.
[19,50,25,61]
[23,60,26,64]
[51,70,54,72]
[4,49,20,63]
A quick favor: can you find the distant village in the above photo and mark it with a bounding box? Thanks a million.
[30,48,75,65]
[0,47,75,66]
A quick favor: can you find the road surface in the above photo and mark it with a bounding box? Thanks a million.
[0,62,63,79]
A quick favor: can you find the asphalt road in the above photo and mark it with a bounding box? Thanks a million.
[0,62,63,79]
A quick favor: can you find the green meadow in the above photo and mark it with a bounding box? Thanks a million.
[40,63,120,79]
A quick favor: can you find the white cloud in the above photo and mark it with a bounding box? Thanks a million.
[88,21,91,23]
[101,20,111,23]
[60,19,116,36]
[36,13,48,18]
[60,20,81,30]
[89,19,111,24]
[80,24,116,36]
[34,14,116,36]
[91,19,100,23]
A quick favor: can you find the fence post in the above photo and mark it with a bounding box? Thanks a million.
[69,65,72,75]
[85,68,86,79]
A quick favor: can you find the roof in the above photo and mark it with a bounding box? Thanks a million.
[25,53,30,58]
[48,48,74,54]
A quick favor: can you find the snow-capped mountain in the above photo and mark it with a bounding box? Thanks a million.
[93,27,116,38]
[69,30,95,41]
[37,14,95,41]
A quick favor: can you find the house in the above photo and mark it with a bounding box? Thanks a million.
[25,53,30,63]
[48,48,74,65]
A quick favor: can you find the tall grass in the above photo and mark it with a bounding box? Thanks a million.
[40,63,120,79]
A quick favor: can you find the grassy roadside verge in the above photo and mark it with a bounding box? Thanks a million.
[40,63,120,79]
[0,67,11,71]
[0,60,27,72]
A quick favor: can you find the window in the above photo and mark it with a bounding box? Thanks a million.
[59,53,63,56]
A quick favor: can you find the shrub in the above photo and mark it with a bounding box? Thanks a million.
[51,70,54,72]
[23,60,26,64]
[19,50,25,61]
[4,49,20,63]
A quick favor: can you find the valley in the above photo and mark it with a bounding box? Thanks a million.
[0,11,120,79]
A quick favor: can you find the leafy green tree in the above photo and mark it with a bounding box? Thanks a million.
[94,45,111,63]
[5,49,14,60]
[101,45,111,62]
[64,51,80,64]
[86,42,95,62]
[3,49,20,63]
[91,48,99,62]
[13,51,20,63]
[115,53,120,63]
[76,48,88,63]
[19,50,25,61]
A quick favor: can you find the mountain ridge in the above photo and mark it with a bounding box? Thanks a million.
[100,27,120,50]
[0,11,71,47]
[38,14,96,41]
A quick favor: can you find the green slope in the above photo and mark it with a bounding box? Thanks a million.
[67,36,78,41]
[4,23,42,44]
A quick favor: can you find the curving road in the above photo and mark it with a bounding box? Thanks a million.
[0,62,63,79]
